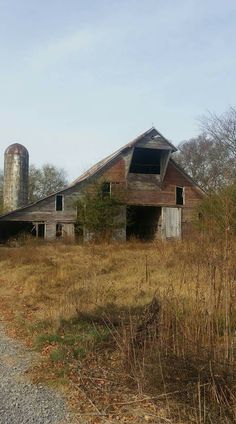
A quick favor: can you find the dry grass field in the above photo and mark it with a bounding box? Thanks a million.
[0,236,236,423]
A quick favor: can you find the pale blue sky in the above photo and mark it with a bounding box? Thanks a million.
[0,0,235,180]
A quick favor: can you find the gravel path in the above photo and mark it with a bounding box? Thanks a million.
[0,323,77,424]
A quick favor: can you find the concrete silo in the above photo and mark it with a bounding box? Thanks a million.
[3,143,29,212]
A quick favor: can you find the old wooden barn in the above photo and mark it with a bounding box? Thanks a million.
[0,128,204,242]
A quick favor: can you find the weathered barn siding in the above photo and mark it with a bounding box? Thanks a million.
[63,223,75,238]
[125,160,202,208]
[96,149,202,208]
[102,151,201,235]
[162,207,182,239]
[45,223,56,240]
[0,185,81,222]
[101,157,127,182]
[0,155,202,240]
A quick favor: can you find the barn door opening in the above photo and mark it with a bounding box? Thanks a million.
[126,206,161,241]
[162,207,181,239]
[0,221,36,242]
[37,223,45,238]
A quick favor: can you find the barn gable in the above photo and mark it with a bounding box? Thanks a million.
[72,127,176,184]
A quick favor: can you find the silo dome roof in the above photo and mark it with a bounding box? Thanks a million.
[5,143,29,155]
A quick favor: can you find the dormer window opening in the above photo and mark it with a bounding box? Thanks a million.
[129,147,162,174]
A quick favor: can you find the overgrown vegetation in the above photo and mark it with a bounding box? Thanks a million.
[0,233,236,423]
[75,180,124,241]
[198,180,236,237]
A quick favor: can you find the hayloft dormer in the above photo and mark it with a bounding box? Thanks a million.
[129,147,162,174]
[128,129,176,182]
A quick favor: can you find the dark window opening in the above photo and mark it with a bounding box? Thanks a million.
[38,223,45,238]
[56,223,63,238]
[176,187,184,205]
[102,182,111,198]
[129,147,162,174]
[56,195,63,211]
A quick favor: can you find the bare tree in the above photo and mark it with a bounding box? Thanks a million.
[200,107,236,156]
[175,107,236,192]
[29,164,68,202]
[174,133,236,191]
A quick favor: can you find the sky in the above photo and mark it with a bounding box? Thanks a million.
[0,0,236,180]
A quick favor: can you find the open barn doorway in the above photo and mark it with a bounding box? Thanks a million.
[0,221,36,243]
[126,206,161,241]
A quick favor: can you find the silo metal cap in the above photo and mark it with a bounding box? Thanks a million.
[5,143,29,155]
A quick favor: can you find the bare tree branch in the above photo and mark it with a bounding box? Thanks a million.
[199,107,236,155]
[174,133,236,191]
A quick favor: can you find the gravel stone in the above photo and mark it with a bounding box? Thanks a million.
[0,323,77,423]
